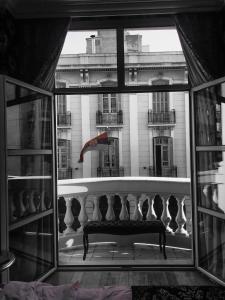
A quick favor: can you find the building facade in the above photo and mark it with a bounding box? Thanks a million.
[56,30,190,179]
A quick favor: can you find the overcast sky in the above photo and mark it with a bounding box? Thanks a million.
[61,29,182,54]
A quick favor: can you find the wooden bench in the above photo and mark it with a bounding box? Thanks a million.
[83,220,167,260]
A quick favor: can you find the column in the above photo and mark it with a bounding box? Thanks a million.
[81,95,91,178]
[106,194,115,221]
[185,92,190,177]
[175,196,189,236]
[129,94,139,176]
[146,196,157,221]
[63,198,75,235]
[119,194,129,220]
[78,195,88,232]
[119,130,123,167]
[161,195,173,233]
[92,195,102,221]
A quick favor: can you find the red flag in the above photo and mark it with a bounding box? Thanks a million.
[78,132,109,163]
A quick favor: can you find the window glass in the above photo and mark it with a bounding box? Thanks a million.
[124,28,187,86]
[56,30,117,88]
[195,82,225,146]
[198,212,225,281]
[196,151,225,214]
[7,97,52,150]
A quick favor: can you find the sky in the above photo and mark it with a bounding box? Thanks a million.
[61,29,182,54]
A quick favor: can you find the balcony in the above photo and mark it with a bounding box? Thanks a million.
[149,166,177,177]
[58,167,72,179]
[96,111,123,128]
[148,109,176,127]
[57,112,71,127]
[97,167,124,177]
[58,177,192,265]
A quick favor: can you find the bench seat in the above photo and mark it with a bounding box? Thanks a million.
[83,220,167,260]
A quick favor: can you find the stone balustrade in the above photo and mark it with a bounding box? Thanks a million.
[57,177,192,241]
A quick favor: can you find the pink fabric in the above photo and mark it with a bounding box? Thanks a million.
[1,281,132,300]
[2,281,75,300]
[73,286,132,300]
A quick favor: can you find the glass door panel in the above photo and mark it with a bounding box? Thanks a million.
[193,77,225,283]
[5,77,56,281]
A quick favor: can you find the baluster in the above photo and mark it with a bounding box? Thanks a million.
[161,196,173,233]
[119,194,129,220]
[106,194,115,221]
[28,190,36,214]
[9,193,17,222]
[92,195,102,221]
[146,196,157,221]
[78,196,88,232]
[40,190,46,211]
[63,197,75,235]
[18,190,26,217]
[131,195,142,221]
[175,196,189,236]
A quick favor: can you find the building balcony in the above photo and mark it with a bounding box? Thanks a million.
[96,111,123,128]
[148,109,176,127]
[58,167,72,179]
[149,166,177,177]
[58,177,192,265]
[97,167,124,177]
[57,112,71,127]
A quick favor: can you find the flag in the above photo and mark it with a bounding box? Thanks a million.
[78,132,109,163]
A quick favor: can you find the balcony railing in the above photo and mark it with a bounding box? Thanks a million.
[96,111,123,126]
[58,167,72,179]
[97,167,124,177]
[58,177,192,251]
[149,166,177,177]
[57,112,71,127]
[148,109,176,125]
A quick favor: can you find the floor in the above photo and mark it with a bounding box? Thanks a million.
[59,241,192,265]
[45,270,216,287]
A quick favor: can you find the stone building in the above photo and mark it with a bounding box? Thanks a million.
[56,30,189,179]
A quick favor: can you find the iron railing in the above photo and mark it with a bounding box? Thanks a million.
[58,167,72,179]
[149,166,177,177]
[57,112,71,126]
[96,110,123,126]
[97,167,124,177]
[148,109,176,124]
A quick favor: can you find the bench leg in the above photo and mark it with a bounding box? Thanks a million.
[83,234,88,260]
[162,231,167,259]
[159,233,162,252]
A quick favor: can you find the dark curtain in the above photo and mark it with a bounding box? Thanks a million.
[175,12,225,281]
[16,18,71,91]
[174,12,225,87]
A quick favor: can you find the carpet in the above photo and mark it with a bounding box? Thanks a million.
[132,286,225,300]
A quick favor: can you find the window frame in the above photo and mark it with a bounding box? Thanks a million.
[54,17,189,96]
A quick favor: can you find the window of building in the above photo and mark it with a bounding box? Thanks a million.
[57,139,71,169]
[102,94,117,113]
[153,136,173,176]
[152,79,170,112]
[56,82,67,114]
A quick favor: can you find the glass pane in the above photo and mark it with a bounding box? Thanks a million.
[198,212,225,281]
[8,155,52,177]
[8,156,53,224]
[56,30,117,88]
[7,97,52,150]
[195,82,225,146]
[9,215,54,281]
[196,151,225,213]
[124,28,187,86]
[57,92,187,179]
[6,82,36,102]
